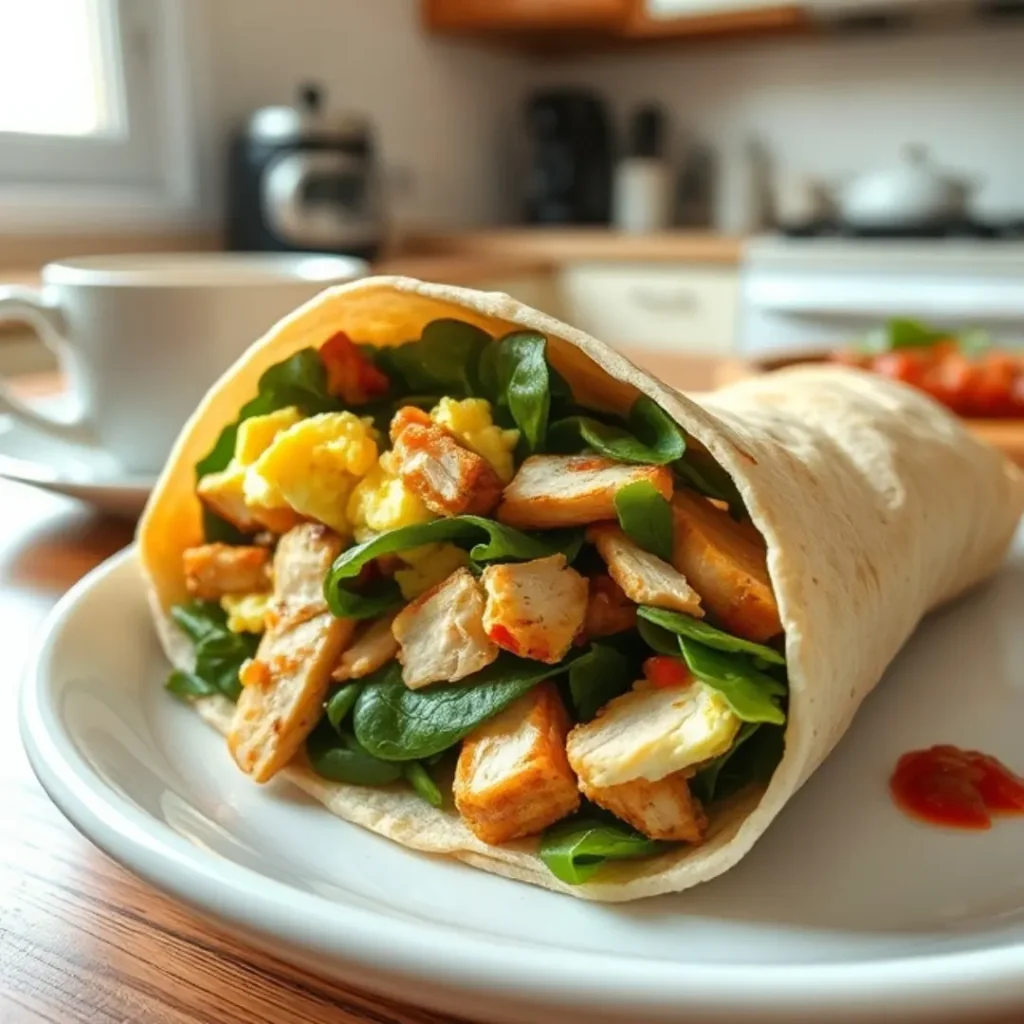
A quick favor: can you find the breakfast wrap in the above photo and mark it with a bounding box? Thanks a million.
[138,276,1023,901]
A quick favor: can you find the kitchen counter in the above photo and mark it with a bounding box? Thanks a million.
[404,228,744,265]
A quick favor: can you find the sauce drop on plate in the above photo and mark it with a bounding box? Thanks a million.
[890,745,1024,830]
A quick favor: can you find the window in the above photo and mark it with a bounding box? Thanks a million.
[0,0,200,230]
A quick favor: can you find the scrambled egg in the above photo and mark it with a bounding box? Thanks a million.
[395,543,470,599]
[244,412,379,535]
[431,398,519,484]
[346,450,434,542]
[565,681,741,788]
[221,592,271,634]
[235,407,303,466]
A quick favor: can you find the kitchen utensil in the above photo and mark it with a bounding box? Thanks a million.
[832,145,978,228]
[228,84,385,259]
[612,104,672,234]
[0,253,366,473]
[523,89,613,225]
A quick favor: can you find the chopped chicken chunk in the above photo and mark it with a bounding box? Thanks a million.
[566,677,740,788]
[583,574,637,639]
[455,683,580,844]
[228,524,354,782]
[391,421,503,517]
[332,612,399,681]
[481,554,588,664]
[580,772,707,844]
[497,455,673,530]
[671,490,782,642]
[183,543,271,600]
[389,405,432,442]
[587,524,703,618]
[197,466,301,535]
[392,568,498,689]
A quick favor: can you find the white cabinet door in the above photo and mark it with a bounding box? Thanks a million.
[558,263,739,353]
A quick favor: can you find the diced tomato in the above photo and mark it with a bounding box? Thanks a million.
[320,331,390,405]
[642,656,691,689]
[870,350,932,389]
[488,623,522,657]
[966,353,1019,418]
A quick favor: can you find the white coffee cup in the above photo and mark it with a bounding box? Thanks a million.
[0,252,367,473]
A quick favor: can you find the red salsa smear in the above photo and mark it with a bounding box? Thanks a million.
[890,745,1024,830]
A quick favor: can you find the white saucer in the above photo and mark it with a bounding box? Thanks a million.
[0,400,155,517]
[19,533,1024,1023]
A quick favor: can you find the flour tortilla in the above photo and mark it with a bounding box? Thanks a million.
[138,276,1024,901]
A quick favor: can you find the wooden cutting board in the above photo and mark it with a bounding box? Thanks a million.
[713,357,1024,468]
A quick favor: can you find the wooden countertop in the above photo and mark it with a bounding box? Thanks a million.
[402,228,744,265]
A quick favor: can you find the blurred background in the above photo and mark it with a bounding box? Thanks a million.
[2,0,1023,373]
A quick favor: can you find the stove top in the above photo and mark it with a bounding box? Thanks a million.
[778,219,1024,241]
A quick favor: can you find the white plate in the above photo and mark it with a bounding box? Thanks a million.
[0,399,154,517]
[19,533,1024,1024]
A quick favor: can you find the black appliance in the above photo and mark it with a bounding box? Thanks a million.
[523,90,613,225]
[227,84,385,260]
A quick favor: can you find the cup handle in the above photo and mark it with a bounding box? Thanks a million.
[0,285,97,446]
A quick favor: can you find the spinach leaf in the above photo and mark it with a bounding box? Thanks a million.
[861,318,945,354]
[166,601,257,702]
[548,397,685,466]
[568,643,630,722]
[637,606,786,665]
[679,638,786,725]
[379,319,492,397]
[636,617,680,656]
[614,481,673,561]
[353,652,584,762]
[693,723,784,804]
[493,331,555,452]
[674,450,745,519]
[196,348,343,541]
[324,516,584,620]
[404,761,444,808]
[539,814,668,885]
[306,720,405,785]
[326,684,362,734]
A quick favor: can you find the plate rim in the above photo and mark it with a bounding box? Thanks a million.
[18,546,1024,1020]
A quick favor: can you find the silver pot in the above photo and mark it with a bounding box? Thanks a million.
[832,145,979,228]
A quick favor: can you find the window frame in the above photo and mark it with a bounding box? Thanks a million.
[0,0,205,232]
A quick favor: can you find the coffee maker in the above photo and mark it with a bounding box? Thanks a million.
[523,89,613,225]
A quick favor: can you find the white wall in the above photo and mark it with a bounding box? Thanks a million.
[528,25,1024,218]
[202,0,524,228]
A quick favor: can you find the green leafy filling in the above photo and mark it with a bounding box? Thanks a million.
[165,601,258,702]
[613,480,674,561]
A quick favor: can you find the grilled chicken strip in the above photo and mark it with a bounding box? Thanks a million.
[582,574,638,639]
[183,543,271,600]
[332,611,399,681]
[496,455,673,530]
[580,772,707,844]
[481,554,588,664]
[197,467,300,536]
[671,490,782,642]
[587,523,703,618]
[391,420,503,517]
[455,683,580,845]
[392,568,498,689]
[228,524,353,782]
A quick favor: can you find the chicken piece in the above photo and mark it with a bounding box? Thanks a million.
[481,555,588,664]
[454,683,580,845]
[392,568,498,689]
[580,772,707,844]
[228,524,354,782]
[565,677,740,788]
[319,331,390,405]
[391,421,504,517]
[583,574,637,640]
[332,611,399,681]
[183,543,272,600]
[389,405,432,443]
[497,455,673,530]
[197,465,301,535]
[671,489,782,642]
[587,523,703,618]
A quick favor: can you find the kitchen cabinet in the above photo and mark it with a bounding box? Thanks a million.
[422,0,809,45]
[558,263,739,353]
